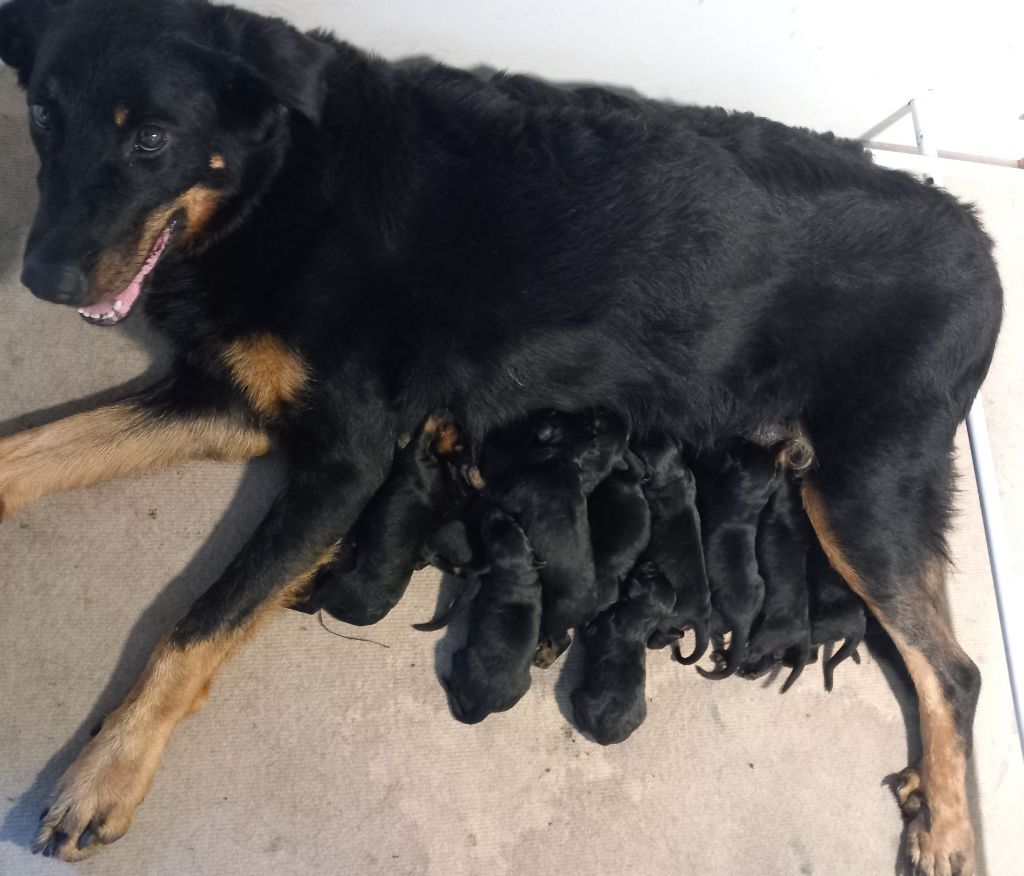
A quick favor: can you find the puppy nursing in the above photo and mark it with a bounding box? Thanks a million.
[312,409,870,734]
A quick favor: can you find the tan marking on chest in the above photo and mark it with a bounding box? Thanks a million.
[222,334,311,419]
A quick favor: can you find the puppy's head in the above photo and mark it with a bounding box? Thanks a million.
[578,407,629,493]
[0,0,335,324]
[638,434,695,494]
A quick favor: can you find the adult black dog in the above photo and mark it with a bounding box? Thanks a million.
[0,0,1000,870]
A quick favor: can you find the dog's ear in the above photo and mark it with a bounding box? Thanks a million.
[0,0,64,85]
[201,5,336,126]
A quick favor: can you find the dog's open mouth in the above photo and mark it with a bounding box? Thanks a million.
[77,219,177,326]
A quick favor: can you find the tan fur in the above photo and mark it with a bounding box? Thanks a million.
[113,106,129,128]
[92,184,223,302]
[802,483,975,876]
[222,334,311,419]
[0,403,270,520]
[35,542,340,861]
[777,424,815,472]
[209,153,226,170]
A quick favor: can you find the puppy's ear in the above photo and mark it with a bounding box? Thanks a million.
[201,5,336,125]
[0,0,63,85]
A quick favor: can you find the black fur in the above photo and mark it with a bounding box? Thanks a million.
[587,448,651,612]
[743,474,812,692]
[695,443,779,679]
[572,562,676,745]
[479,411,601,666]
[806,541,868,692]
[636,435,711,661]
[1,0,1003,864]
[300,412,467,626]
[443,508,542,724]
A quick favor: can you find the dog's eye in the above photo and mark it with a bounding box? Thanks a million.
[30,104,52,130]
[135,125,168,153]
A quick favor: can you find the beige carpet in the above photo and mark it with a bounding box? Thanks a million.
[0,66,1021,875]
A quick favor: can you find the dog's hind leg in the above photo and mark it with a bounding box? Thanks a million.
[803,451,979,876]
[0,366,268,519]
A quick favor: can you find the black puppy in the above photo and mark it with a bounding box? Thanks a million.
[299,412,467,625]
[588,447,651,613]
[572,561,676,745]
[742,474,813,692]
[695,442,780,679]
[807,541,867,692]
[481,410,620,667]
[444,507,543,724]
[637,435,711,662]
[418,408,629,633]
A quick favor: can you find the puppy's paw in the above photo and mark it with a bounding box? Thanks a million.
[534,635,570,669]
[33,724,161,861]
[422,410,464,458]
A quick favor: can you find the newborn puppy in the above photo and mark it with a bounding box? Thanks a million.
[481,410,612,667]
[695,442,779,679]
[588,447,651,612]
[444,508,543,723]
[572,562,676,745]
[743,473,813,692]
[806,541,867,691]
[300,412,467,625]
[637,435,711,662]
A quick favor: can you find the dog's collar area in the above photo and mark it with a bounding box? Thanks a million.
[78,219,177,326]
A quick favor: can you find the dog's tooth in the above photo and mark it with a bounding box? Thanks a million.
[113,299,123,312]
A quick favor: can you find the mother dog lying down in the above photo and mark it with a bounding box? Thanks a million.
[0,0,1001,871]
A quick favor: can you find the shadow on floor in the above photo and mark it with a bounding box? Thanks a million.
[0,454,285,857]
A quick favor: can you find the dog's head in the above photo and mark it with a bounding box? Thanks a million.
[0,0,335,324]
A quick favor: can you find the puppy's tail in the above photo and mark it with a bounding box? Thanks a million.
[673,620,710,665]
[412,579,480,632]
[824,635,863,692]
[693,636,744,679]
[780,646,810,694]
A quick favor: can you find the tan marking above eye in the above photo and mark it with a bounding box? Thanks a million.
[114,106,129,128]
[209,153,226,170]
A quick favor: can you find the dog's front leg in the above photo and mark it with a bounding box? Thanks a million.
[0,364,270,520]
[33,441,389,861]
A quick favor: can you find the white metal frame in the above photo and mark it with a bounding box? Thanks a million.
[906,94,1023,756]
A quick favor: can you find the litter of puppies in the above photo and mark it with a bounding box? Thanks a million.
[299,407,867,744]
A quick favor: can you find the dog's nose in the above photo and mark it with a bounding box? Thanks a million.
[20,256,88,305]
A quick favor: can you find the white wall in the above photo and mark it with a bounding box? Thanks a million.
[235,0,1024,162]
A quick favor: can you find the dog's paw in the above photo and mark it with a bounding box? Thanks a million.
[422,410,464,458]
[894,767,975,876]
[33,726,159,861]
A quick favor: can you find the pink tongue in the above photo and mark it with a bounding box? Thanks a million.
[78,223,174,321]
